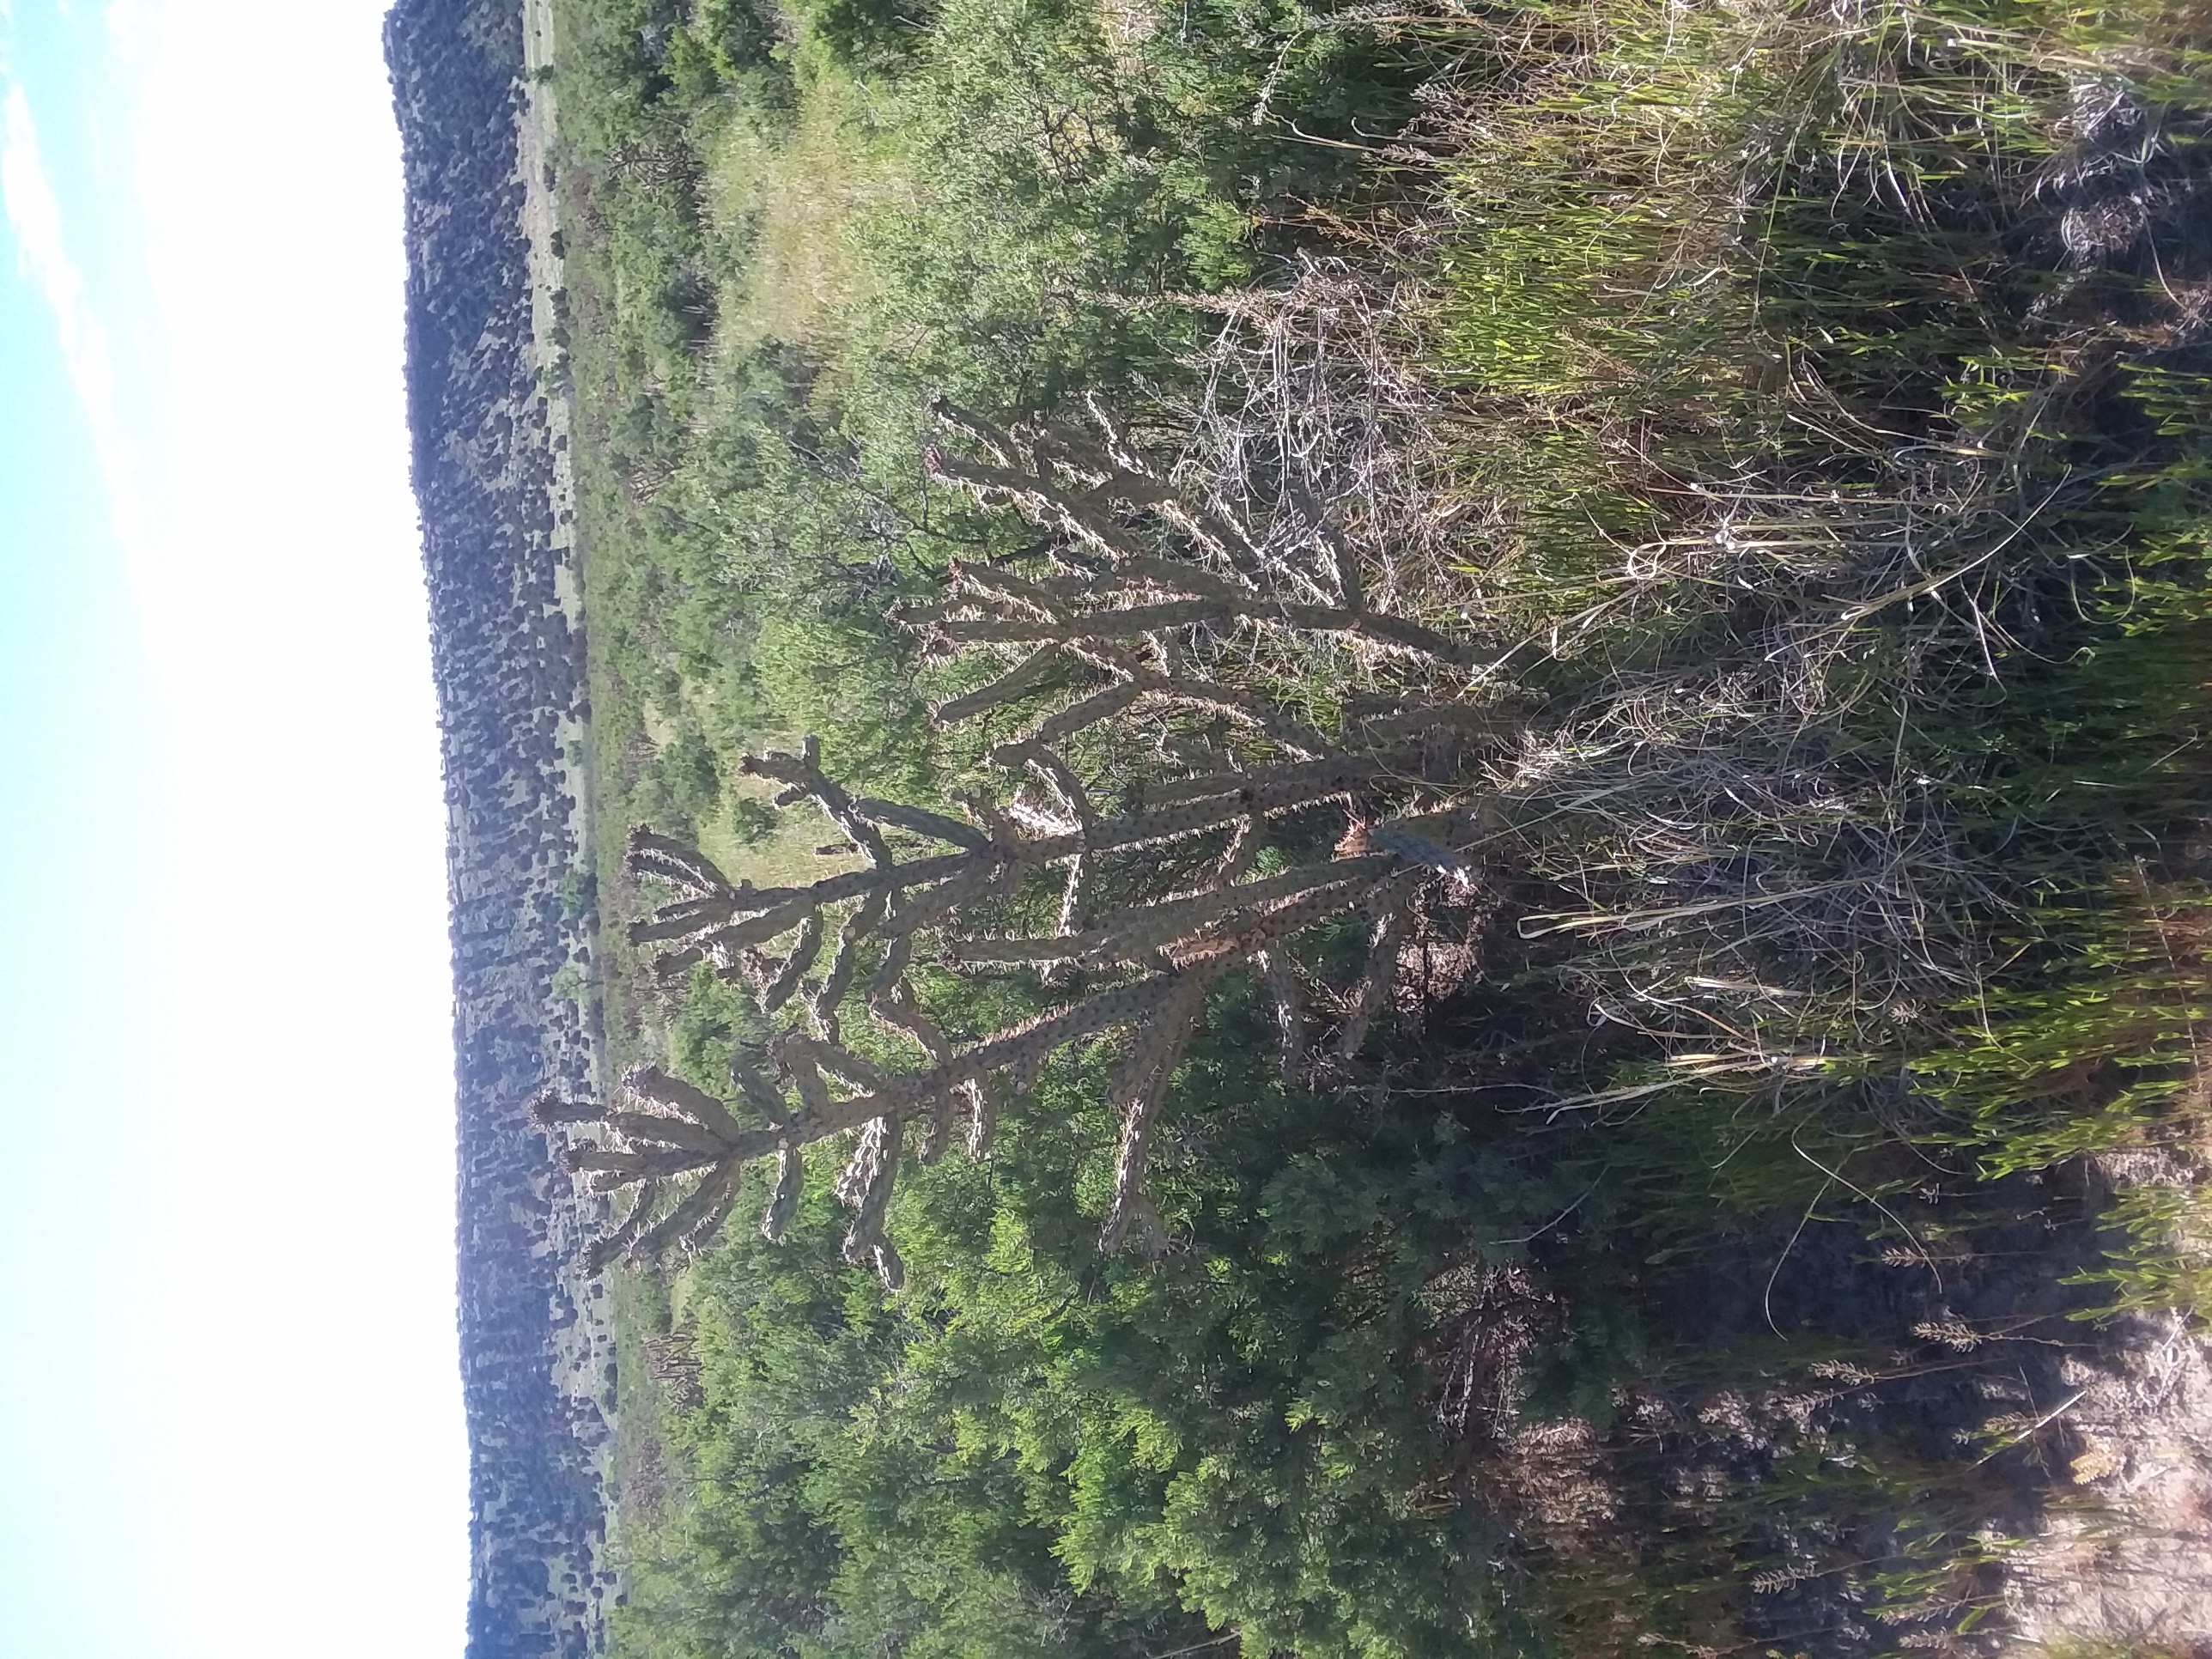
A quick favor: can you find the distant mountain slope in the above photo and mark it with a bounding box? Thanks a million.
[384,2,613,1654]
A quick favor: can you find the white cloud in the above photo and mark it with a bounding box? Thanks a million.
[0,80,143,554]
[123,2,468,1644]
[105,0,153,52]
[5,4,470,1655]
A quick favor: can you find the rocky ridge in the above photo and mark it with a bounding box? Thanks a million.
[385,1,613,1654]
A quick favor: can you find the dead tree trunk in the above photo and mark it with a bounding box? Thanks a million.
[537,399,1504,1285]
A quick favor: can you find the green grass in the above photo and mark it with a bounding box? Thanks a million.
[701,73,917,352]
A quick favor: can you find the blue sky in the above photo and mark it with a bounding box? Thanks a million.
[0,3,466,1654]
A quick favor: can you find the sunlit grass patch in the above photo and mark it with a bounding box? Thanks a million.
[702,68,917,353]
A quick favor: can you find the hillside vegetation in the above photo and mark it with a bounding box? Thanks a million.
[546,0,2212,1650]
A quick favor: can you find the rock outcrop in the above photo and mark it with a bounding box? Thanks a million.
[385,2,612,1654]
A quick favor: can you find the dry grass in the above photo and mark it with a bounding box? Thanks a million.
[703,77,918,352]
[692,767,866,890]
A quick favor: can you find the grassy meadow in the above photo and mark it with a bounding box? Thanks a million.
[546,0,2212,1650]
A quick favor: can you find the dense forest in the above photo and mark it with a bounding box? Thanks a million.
[386,3,618,1652]
[538,0,2212,1649]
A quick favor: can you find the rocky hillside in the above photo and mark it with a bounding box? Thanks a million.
[385,1,614,1654]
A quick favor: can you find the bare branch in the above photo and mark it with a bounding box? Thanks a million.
[744,745,896,871]
[853,798,993,851]
[1100,973,1212,1255]
[761,1145,804,1241]
[580,1181,662,1275]
[1337,888,1419,1059]
[1257,948,1307,1085]
[625,827,736,897]
[623,1064,753,1144]
[930,645,1063,726]
[761,912,824,1012]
